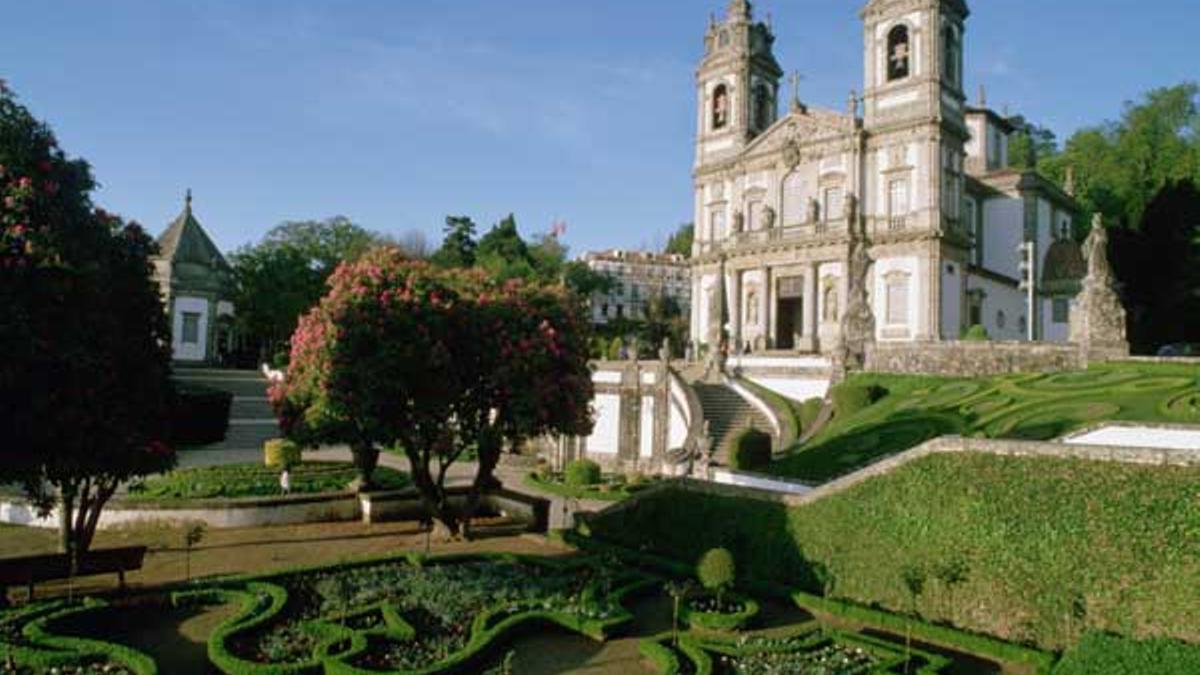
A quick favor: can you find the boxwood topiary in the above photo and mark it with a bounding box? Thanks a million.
[697,547,736,607]
[565,459,602,487]
[729,428,771,471]
[830,382,887,419]
[961,324,990,341]
[263,438,302,469]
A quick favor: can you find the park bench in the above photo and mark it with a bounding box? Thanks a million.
[0,545,147,603]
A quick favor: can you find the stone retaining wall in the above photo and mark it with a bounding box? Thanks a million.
[865,342,1083,377]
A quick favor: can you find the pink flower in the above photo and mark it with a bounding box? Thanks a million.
[17,177,32,189]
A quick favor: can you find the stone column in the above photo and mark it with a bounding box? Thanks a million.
[758,267,771,351]
[729,269,742,351]
[800,262,818,352]
[765,267,776,350]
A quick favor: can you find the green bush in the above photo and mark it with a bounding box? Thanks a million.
[697,548,736,605]
[607,336,624,361]
[830,382,886,419]
[798,398,823,433]
[263,438,302,469]
[961,324,990,341]
[1054,632,1200,674]
[565,459,602,487]
[729,428,771,471]
[170,381,232,445]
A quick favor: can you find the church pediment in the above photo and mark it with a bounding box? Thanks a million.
[743,107,854,161]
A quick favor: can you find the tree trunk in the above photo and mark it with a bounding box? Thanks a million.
[58,484,76,556]
[406,445,463,539]
[460,430,503,541]
[351,441,379,490]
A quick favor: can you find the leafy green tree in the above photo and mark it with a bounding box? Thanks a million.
[270,249,594,536]
[697,547,736,608]
[231,217,386,361]
[0,85,176,560]
[1007,116,1058,170]
[664,223,694,258]
[476,214,535,279]
[431,215,477,268]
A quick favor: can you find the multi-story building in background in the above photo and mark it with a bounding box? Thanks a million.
[581,250,691,325]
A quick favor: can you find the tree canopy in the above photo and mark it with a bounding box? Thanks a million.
[270,248,594,535]
[0,84,175,558]
[664,223,695,259]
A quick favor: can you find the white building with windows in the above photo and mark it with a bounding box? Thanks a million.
[581,250,691,325]
[690,0,1083,354]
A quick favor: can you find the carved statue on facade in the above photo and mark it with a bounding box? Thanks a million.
[732,210,745,234]
[807,197,821,224]
[1070,213,1129,359]
[762,205,776,229]
[836,192,875,372]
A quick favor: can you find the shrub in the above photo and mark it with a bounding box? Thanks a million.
[830,382,886,419]
[798,398,823,433]
[697,548,736,606]
[961,324,990,341]
[729,428,771,471]
[565,459,602,487]
[1054,632,1200,674]
[607,336,624,361]
[263,439,302,469]
[170,382,232,445]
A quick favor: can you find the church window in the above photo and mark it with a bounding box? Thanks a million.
[1052,298,1070,324]
[885,273,910,325]
[753,84,773,131]
[713,84,730,130]
[888,179,909,229]
[617,305,625,319]
[887,25,911,82]
[943,26,959,88]
[711,209,726,239]
[783,172,805,225]
[719,30,731,47]
[824,187,844,222]
[181,312,201,345]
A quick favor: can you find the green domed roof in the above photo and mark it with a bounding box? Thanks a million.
[1041,238,1085,293]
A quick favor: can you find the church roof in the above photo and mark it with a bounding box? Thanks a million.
[156,191,230,271]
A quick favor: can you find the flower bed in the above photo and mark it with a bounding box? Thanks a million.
[176,552,653,674]
[125,462,411,502]
[0,599,157,675]
[680,593,760,633]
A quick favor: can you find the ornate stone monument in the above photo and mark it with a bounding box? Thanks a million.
[835,193,875,374]
[1069,214,1129,361]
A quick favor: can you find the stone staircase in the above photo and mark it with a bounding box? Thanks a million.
[174,368,279,454]
[691,381,772,466]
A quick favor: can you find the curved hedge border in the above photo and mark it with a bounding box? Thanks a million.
[0,598,158,675]
[564,530,1056,674]
[185,552,654,675]
[680,592,760,633]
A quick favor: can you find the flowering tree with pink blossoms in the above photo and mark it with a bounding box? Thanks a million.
[0,84,176,561]
[271,247,594,537]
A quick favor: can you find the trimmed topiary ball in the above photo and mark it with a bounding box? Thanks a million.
[264,438,302,469]
[565,459,602,487]
[961,324,990,341]
[697,547,736,606]
[729,428,771,471]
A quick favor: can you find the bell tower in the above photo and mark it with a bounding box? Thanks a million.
[695,0,783,168]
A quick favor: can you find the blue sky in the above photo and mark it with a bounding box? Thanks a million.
[2,1,1196,257]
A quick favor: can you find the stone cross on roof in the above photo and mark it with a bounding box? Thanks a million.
[790,71,805,112]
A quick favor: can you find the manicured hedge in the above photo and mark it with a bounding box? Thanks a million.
[961,324,990,341]
[1053,632,1200,675]
[565,459,602,487]
[829,382,886,419]
[263,439,302,469]
[728,428,771,471]
[585,452,1200,652]
[797,398,823,433]
[680,592,759,633]
[5,599,159,675]
[172,381,233,446]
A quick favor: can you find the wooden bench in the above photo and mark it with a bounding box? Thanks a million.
[0,546,147,603]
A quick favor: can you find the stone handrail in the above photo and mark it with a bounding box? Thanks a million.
[723,374,783,441]
[668,366,707,468]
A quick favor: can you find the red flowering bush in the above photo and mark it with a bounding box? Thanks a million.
[271,248,593,535]
[0,86,175,559]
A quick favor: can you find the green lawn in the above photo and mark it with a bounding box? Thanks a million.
[587,452,1200,652]
[769,361,1200,483]
[125,461,411,502]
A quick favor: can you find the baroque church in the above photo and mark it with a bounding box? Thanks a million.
[688,0,1085,356]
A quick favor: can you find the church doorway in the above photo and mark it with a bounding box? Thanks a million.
[776,298,804,349]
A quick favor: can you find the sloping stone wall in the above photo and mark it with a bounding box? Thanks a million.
[864,341,1083,377]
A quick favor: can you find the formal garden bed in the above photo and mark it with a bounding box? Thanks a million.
[123,462,411,503]
[523,459,662,502]
[771,361,1200,483]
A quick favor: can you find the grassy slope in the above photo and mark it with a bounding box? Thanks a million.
[769,361,1200,483]
[587,453,1200,651]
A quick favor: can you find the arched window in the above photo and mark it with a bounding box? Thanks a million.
[753,84,773,131]
[943,26,959,87]
[887,25,911,81]
[713,84,730,130]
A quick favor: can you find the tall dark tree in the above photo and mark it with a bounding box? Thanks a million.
[0,85,175,560]
[431,215,478,268]
[1109,180,1200,353]
[664,223,695,258]
[476,214,535,279]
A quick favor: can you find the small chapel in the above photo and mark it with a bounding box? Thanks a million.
[152,191,236,364]
[688,0,1085,355]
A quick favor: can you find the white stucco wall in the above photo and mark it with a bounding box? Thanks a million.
[172,296,210,362]
[1042,296,1071,343]
[587,394,621,455]
[967,274,1026,341]
[982,197,1023,279]
[640,396,655,458]
[941,260,964,339]
[873,256,921,341]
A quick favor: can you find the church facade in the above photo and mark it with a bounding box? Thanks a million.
[689,0,1083,356]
